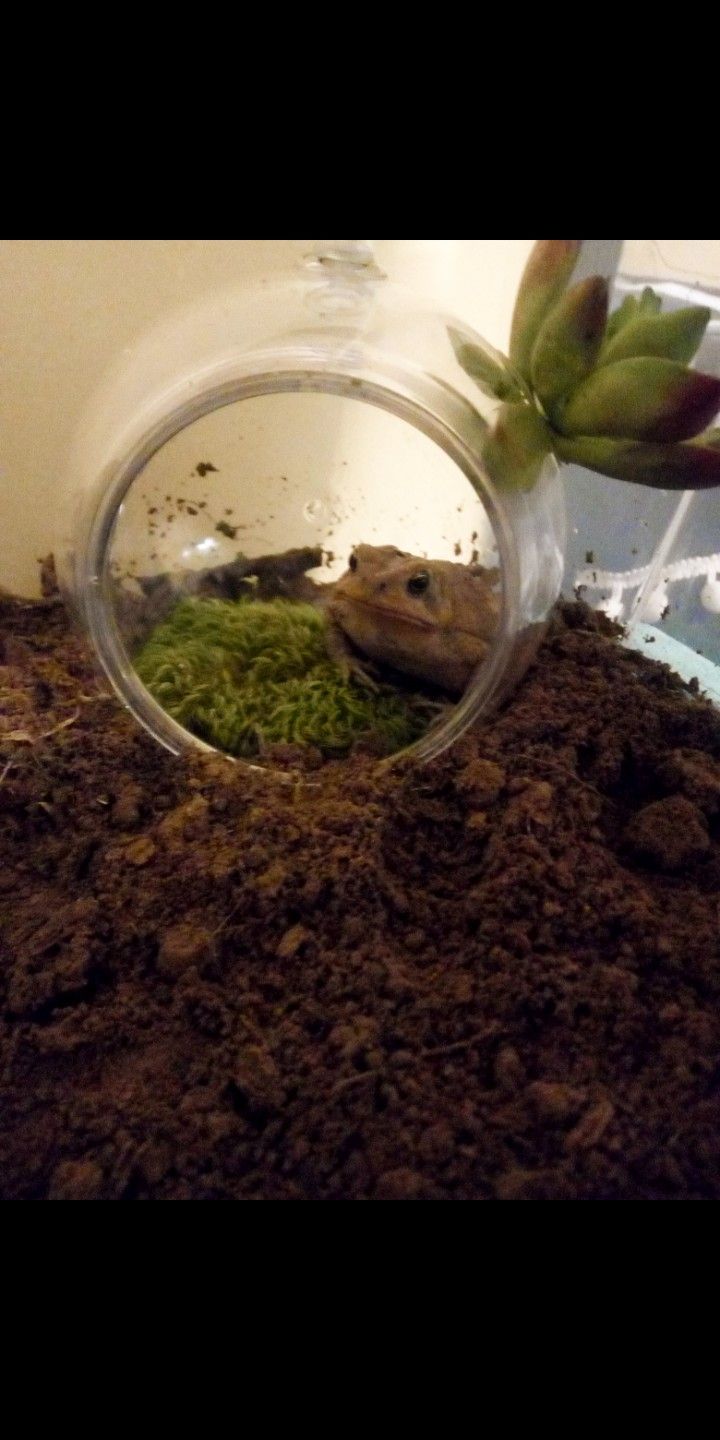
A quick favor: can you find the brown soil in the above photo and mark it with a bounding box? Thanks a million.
[2,593,720,1201]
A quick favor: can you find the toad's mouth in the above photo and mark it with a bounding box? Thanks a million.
[330,595,484,641]
[331,596,438,631]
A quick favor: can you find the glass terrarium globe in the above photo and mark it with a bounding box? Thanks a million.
[57,241,566,768]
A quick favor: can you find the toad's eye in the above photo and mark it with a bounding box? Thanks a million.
[407,571,430,597]
[349,552,358,572]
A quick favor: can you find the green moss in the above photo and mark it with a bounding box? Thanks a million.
[134,596,435,759]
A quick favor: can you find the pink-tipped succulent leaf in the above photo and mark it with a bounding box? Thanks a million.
[531,277,609,411]
[509,240,583,383]
[553,357,720,443]
[554,434,720,490]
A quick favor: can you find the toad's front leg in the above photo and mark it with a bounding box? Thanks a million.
[324,615,381,691]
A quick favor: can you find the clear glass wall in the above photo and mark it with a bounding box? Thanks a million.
[562,240,720,665]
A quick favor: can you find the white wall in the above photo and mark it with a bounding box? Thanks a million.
[618,240,720,287]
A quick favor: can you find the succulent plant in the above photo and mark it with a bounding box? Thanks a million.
[451,240,720,491]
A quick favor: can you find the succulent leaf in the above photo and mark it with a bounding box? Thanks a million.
[554,434,720,490]
[604,287,662,344]
[553,357,720,443]
[604,295,640,345]
[509,240,582,382]
[599,305,711,367]
[448,327,525,403]
[639,287,663,317]
[483,403,554,491]
[531,277,609,410]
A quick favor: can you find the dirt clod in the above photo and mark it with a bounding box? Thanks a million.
[158,923,214,979]
[623,796,710,872]
[49,1159,104,1202]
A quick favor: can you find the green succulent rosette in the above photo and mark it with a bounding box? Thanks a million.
[451,240,720,492]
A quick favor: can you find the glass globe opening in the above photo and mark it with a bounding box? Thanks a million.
[60,263,566,772]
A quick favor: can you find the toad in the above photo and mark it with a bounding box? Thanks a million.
[324,544,501,695]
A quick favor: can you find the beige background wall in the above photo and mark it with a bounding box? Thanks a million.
[618,240,720,285]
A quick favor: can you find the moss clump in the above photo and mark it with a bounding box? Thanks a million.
[134,596,435,759]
